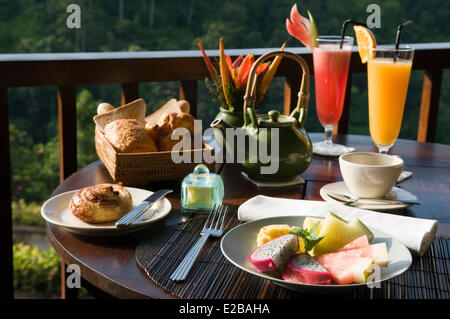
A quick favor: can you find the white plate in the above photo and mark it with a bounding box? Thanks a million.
[221,215,412,293]
[41,187,172,236]
[320,181,418,211]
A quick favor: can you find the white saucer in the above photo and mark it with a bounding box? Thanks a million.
[313,142,355,157]
[320,181,418,211]
[41,187,172,236]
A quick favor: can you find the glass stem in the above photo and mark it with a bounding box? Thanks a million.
[377,144,390,154]
[324,126,333,145]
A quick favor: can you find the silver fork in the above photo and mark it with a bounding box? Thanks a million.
[170,204,228,282]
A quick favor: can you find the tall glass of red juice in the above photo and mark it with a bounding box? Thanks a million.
[312,36,354,156]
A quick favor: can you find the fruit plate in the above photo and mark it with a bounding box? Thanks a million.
[41,187,172,236]
[220,215,412,293]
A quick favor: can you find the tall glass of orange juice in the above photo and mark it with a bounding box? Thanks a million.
[367,47,414,153]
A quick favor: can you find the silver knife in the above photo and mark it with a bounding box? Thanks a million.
[115,189,173,229]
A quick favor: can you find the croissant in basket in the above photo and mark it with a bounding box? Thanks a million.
[146,112,200,152]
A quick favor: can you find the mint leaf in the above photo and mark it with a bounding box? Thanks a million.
[310,221,320,234]
[289,222,326,252]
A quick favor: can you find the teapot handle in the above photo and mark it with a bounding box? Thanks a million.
[243,51,310,128]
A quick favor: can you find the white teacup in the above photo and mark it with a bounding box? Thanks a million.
[339,152,404,199]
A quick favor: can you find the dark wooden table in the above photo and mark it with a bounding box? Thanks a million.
[47,133,450,299]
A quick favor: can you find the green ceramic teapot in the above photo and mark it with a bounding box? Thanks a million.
[210,51,313,182]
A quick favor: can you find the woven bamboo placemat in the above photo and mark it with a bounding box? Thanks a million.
[135,207,449,299]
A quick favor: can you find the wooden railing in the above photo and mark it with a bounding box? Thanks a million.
[1,42,449,298]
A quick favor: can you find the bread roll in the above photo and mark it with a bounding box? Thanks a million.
[145,98,190,126]
[97,103,115,115]
[105,119,157,153]
[156,112,197,151]
[177,100,190,113]
[94,98,146,132]
[69,183,133,224]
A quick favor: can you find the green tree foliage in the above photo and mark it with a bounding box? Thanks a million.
[13,243,60,293]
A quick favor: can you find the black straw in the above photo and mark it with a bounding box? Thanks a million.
[395,20,413,50]
[394,20,413,62]
[340,19,367,49]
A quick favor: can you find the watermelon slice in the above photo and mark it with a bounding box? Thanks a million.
[285,4,318,50]
[315,249,374,284]
[337,235,369,251]
[315,241,389,284]
[338,241,388,267]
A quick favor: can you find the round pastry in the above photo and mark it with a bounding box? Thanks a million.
[69,183,133,224]
[104,119,157,153]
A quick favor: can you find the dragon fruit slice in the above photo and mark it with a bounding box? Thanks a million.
[248,234,299,273]
[282,254,331,285]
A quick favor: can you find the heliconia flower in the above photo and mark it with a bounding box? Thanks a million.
[286,3,318,50]
[224,54,269,90]
[219,38,232,106]
[236,54,255,90]
[255,62,269,76]
[258,41,287,101]
[199,38,279,109]
[232,55,244,68]
[197,39,217,81]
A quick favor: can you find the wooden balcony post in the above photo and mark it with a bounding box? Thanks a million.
[179,80,198,117]
[418,69,442,142]
[121,82,139,105]
[0,87,13,299]
[57,85,77,183]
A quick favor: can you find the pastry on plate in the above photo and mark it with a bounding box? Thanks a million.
[69,183,133,224]
[104,119,157,153]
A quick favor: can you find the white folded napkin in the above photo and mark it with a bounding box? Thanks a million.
[238,195,438,256]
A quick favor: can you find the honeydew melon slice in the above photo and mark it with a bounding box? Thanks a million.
[311,212,374,256]
[363,242,389,267]
[351,257,375,284]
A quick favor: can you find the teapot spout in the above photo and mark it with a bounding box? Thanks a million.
[210,118,225,130]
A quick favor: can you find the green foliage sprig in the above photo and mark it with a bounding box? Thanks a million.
[289,222,326,252]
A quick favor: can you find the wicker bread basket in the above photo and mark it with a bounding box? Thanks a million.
[95,127,216,185]
[94,99,216,185]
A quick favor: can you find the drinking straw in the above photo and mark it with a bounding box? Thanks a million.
[394,20,413,62]
[395,20,413,50]
[340,19,367,49]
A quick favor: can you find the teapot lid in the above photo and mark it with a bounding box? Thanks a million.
[257,110,296,127]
